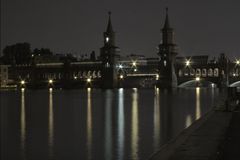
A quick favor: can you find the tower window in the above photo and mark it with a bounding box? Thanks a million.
[164,60,167,67]
[106,37,109,42]
[105,62,110,68]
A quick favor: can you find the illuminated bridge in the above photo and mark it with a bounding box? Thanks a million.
[4,10,240,88]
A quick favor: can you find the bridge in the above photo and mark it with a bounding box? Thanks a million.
[4,10,240,89]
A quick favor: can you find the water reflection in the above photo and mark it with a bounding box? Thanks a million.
[131,88,139,160]
[195,87,201,120]
[87,88,92,160]
[105,90,112,160]
[48,88,54,159]
[153,88,160,149]
[118,89,125,160]
[20,88,26,160]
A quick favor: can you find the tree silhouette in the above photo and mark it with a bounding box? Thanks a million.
[3,42,31,65]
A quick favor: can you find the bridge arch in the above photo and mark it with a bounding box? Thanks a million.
[178,79,217,88]
[229,81,240,87]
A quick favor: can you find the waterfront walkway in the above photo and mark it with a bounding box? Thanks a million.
[149,104,240,160]
[219,107,240,160]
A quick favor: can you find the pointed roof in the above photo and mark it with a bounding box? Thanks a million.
[163,7,171,29]
[106,11,114,33]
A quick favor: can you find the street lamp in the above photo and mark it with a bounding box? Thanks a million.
[196,77,200,81]
[20,80,25,85]
[87,78,91,83]
[185,60,190,67]
[49,79,53,84]
[132,61,137,67]
[119,75,124,79]
[236,60,240,65]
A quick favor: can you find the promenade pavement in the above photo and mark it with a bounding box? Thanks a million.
[149,104,240,160]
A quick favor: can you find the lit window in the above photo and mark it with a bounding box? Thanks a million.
[106,37,109,42]
[164,60,167,67]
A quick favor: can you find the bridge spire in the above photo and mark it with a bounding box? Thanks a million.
[100,11,120,88]
[163,7,171,29]
[157,7,178,88]
[106,11,114,33]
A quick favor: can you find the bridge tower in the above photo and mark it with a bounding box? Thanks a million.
[157,8,178,88]
[100,12,120,88]
[218,53,229,87]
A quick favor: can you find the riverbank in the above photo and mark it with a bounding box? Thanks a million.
[149,102,239,160]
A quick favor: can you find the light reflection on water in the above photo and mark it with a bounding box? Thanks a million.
[87,88,92,160]
[1,88,221,160]
[105,90,113,160]
[20,88,26,160]
[117,88,124,160]
[48,88,54,159]
[131,88,139,160]
[195,87,201,120]
[153,88,160,149]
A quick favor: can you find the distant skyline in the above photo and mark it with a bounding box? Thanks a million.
[1,0,240,59]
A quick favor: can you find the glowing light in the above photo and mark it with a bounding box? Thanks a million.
[120,75,124,79]
[196,77,200,81]
[106,37,109,42]
[21,80,25,85]
[87,78,91,83]
[185,60,190,66]
[156,74,159,80]
[132,61,137,67]
[233,73,236,77]
[236,60,240,65]
[118,64,123,69]
[134,69,137,72]
[74,76,77,80]
[49,79,53,84]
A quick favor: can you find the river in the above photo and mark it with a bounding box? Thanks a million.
[1,87,222,160]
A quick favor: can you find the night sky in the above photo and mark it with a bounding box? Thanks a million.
[1,0,240,59]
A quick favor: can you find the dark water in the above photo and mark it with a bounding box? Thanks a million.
[1,88,222,160]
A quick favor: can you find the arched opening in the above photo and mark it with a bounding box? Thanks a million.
[82,71,87,78]
[92,71,97,78]
[190,68,195,76]
[214,68,219,77]
[178,69,183,77]
[196,68,201,77]
[87,71,92,78]
[208,68,213,77]
[202,69,207,77]
[184,68,190,76]
[97,71,101,78]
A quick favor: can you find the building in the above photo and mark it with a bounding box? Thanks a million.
[0,65,9,87]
